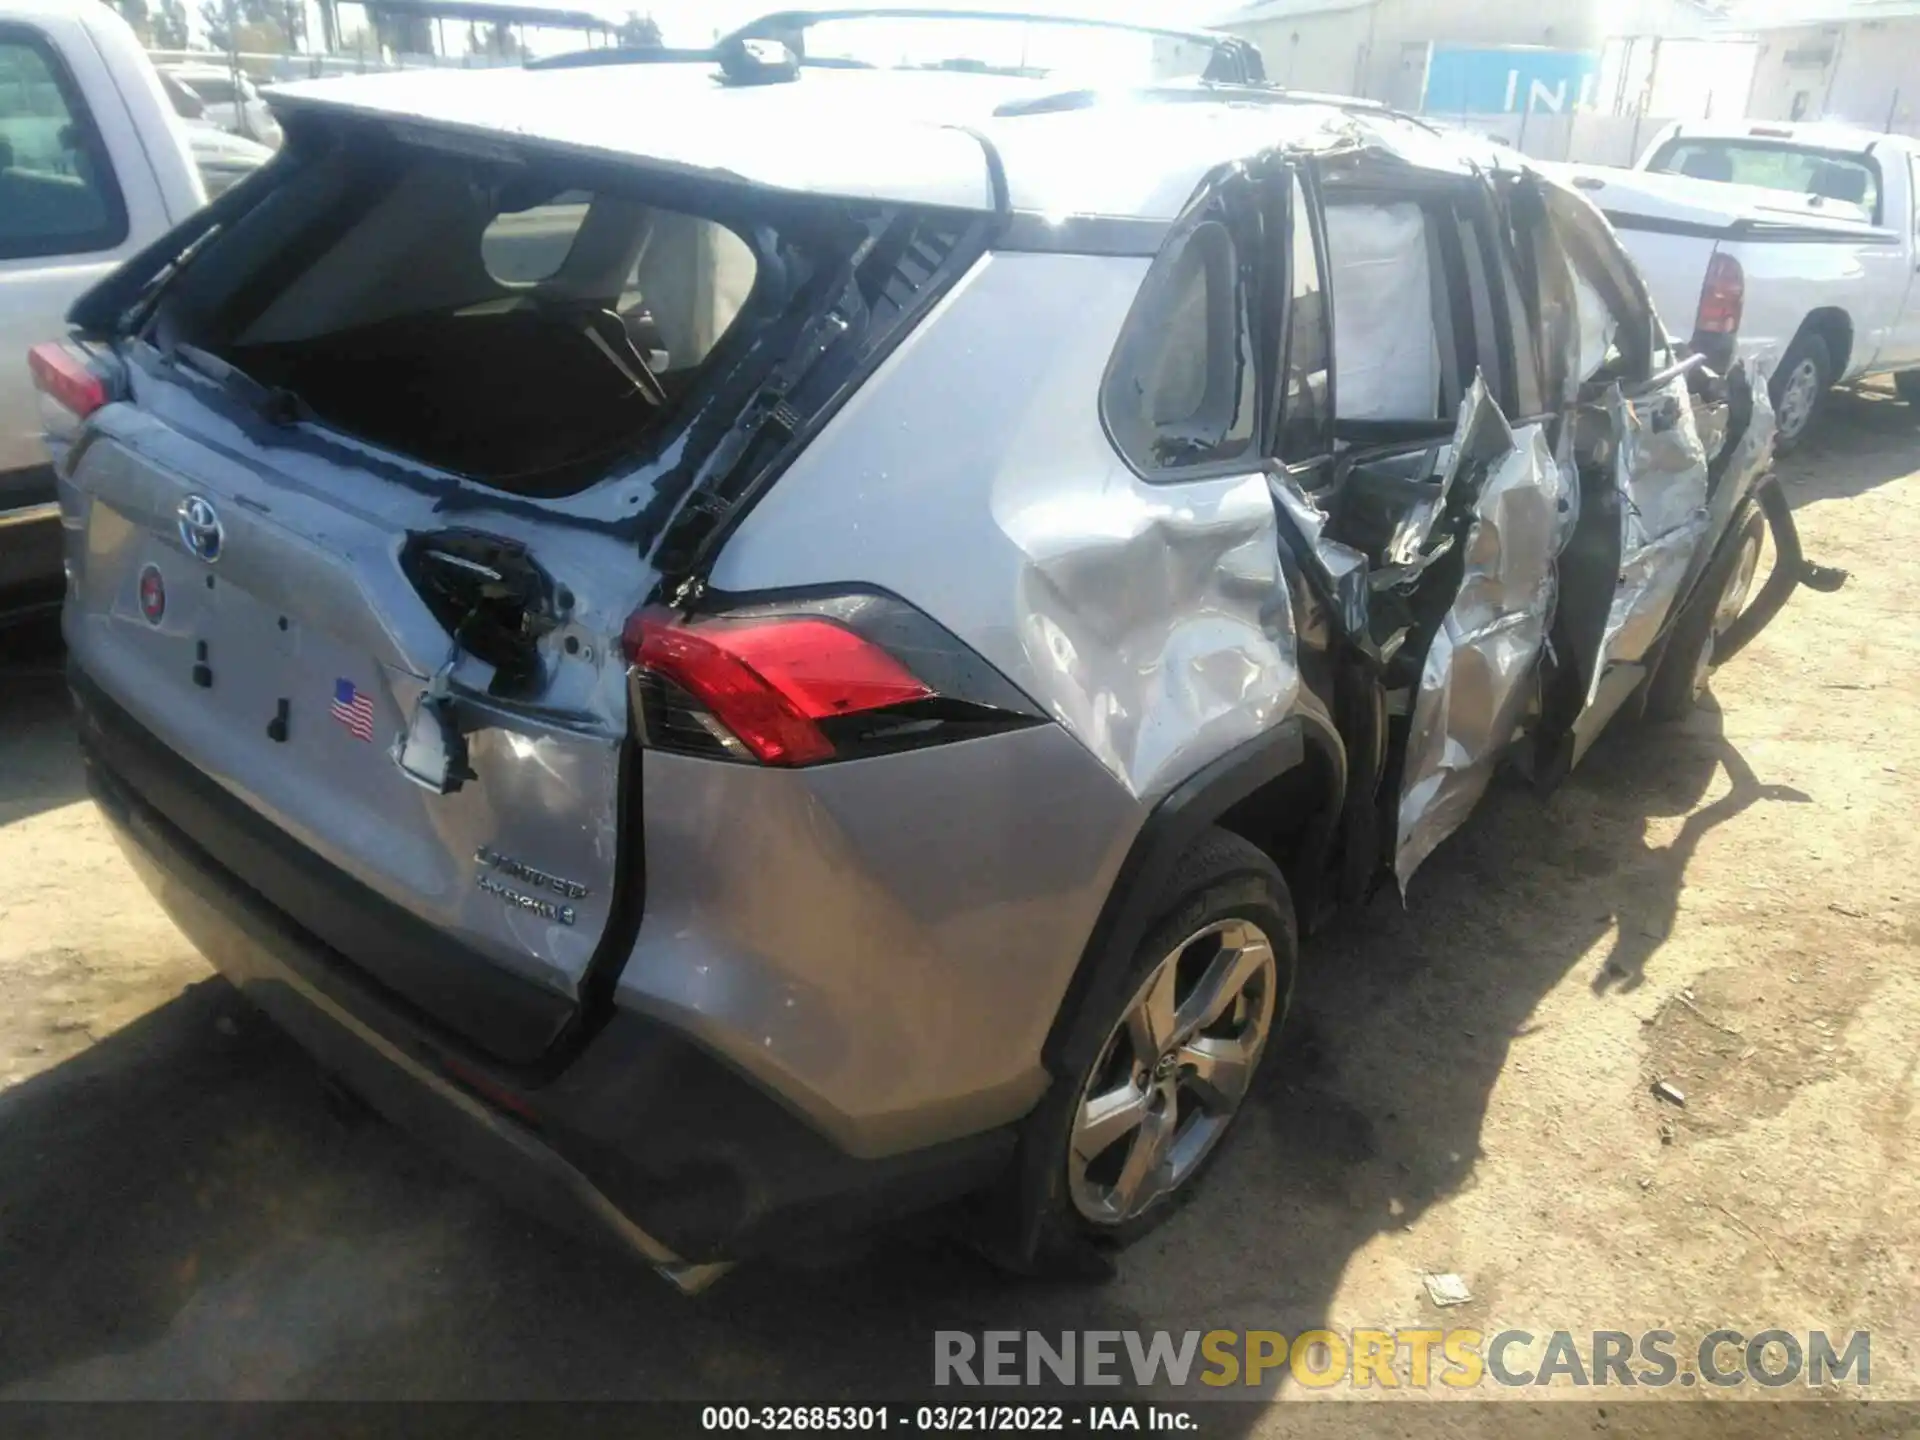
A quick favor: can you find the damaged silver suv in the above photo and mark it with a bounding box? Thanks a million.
[36,9,1839,1290]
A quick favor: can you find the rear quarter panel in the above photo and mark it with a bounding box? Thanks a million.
[641,249,1312,1154]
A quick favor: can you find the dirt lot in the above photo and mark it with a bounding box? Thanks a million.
[1,387,1917,1420]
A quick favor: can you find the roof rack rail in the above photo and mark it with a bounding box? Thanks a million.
[991,82,1395,120]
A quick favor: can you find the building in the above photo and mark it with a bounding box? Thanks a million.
[1213,0,1722,113]
[1737,0,1920,132]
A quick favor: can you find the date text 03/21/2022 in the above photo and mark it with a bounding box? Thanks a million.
[700,1406,1195,1432]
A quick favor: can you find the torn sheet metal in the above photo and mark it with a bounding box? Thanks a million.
[1322,202,1442,423]
[1270,469,1371,640]
[1395,404,1566,893]
[1587,373,1711,703]
[1384,375,1510,566]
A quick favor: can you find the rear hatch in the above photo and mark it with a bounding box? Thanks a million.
[58,85,994,1065]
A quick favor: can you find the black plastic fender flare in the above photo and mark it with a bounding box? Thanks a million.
[1715,476,1848,665]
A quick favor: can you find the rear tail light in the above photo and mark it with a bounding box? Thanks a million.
[1694,252,1744,336]
[27,341,110,421]
[623,596,1043,767]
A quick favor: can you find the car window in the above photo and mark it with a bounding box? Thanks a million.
[1647,139,1879,222]
[1275,172,1331,461]
[0,27,128,261]
[184,75,237,107]
[1549,197,1657,387]
[1103,209,1259,475]
[159,71,205,120]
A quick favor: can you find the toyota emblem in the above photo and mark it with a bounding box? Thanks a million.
[176,495,223,563]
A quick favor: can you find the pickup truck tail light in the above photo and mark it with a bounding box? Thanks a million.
[623,594,1044,767]
[27,342,110,422]
[1695,252,1744,336]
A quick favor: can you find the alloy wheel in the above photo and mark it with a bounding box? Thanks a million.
[1776,358,1821,441]
[1067,918,1279,1226]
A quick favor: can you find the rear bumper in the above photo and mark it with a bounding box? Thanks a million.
[76,668,1016,1278]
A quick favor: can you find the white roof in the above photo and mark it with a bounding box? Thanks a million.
[1657,117,1919,156]
[1540,161,1890,235]
[270,62,1454,219]
[1209,0,1375,25]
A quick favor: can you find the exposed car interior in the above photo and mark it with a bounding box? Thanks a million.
[179,134,764,494]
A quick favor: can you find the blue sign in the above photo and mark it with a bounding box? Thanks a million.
[1422,46,1599,116]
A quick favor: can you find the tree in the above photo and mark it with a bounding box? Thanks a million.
[617,10,661,48]
[109,0,152,40]
[198,0,299,52]
[151,0,190,48]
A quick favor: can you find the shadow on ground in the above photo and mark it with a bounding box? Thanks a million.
[1780,385,1920,504]
[0,622,84,825]
[0,409,1890,1409]
[0,684,1794,1405]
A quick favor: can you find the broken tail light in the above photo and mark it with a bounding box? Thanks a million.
[623,594,1044,766]
[1695,252,1745,336]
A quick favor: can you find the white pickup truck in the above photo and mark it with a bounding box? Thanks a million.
[2,0,206,619]
[1548,120,1920,446]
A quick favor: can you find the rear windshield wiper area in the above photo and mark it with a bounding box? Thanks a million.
[650,205,994,589]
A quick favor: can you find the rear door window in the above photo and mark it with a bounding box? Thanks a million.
[1321,184,1515,430]
[1322,200,1445,423]
[0,26,128,260]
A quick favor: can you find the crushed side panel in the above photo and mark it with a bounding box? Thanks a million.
[1394,392,1567,892]
[1589,372,1711,704]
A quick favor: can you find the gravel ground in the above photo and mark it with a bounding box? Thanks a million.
[0,386,1916,1423]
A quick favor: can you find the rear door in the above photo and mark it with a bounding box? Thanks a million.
[1271,162,1570,890]
[1523,180,1722,776]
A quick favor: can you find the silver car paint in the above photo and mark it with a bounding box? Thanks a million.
[624,725,1143,1158]
[62,364,649,1001]
[711,250,1303,805]
[1395,389,1566,892]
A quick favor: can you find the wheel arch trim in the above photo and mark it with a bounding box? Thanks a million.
[1039,712,1345,1075]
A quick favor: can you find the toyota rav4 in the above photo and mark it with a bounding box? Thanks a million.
[35,8,1837,1291]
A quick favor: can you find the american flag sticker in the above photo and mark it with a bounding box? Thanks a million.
[330,677,376,742]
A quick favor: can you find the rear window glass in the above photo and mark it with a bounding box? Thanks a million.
[1648,140,1879,221]
[1103,215,1258,475]
[164,131,778,495]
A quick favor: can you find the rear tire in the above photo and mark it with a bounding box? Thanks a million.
[1895,371,1920,406]
[1644,503,1767,722]
[1769,331,1833,451]
[1019,828,1296,1258]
